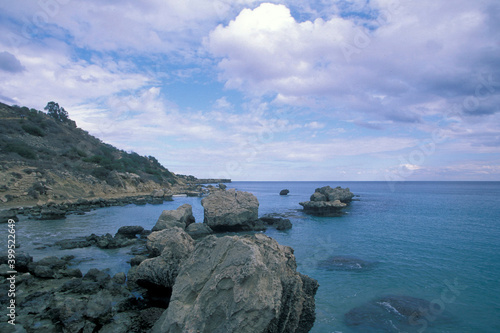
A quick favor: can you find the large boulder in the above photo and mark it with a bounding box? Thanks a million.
[152,204,195,231]
[201,189,260,232]
[300,186,354,216]
[152,234,318,333]
[134,228,194,290]
[146,227,194,257]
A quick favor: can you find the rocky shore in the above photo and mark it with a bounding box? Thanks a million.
[299,186,355,216]
[1,187,313,332]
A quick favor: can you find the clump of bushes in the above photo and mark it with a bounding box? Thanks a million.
[4,142,37,159]
[22,124,45,137]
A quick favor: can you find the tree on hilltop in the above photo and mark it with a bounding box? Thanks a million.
[44,101,69,122]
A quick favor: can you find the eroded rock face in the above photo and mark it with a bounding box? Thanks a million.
[201,189,260,232]
[152,204,195,231]
[152,234,318,333]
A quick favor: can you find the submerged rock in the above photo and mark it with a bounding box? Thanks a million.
[201,189,261,232]
[317,255,376,271]
[345,295,453,332]
[152,234,318,333]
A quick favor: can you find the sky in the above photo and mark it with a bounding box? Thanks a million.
[0,0,499,181]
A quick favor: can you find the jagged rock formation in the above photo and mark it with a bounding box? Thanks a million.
[201,189,262,232]
[300,186,354,216]
[152,234,318,333]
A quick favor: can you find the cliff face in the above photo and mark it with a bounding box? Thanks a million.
[0,103,182,206]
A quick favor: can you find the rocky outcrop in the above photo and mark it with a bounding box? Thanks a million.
[133,227,194,290]
[38,207,66,220]
[152,234,318,333]
[300,186,354,216]
[0,209,18,223]
[260,216,293,230]
[201,189,261,232]
[152,204,195,231]
[280,189,290,195]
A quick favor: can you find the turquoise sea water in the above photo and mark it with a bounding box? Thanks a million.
[12,181,500,332]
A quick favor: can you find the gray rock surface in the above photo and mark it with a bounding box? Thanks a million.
[135,227,194,289]
[185,223,213,239]
[152,234,318,333]
[152,204,195,231]
[201,189,260,231]
[280,189,290,195]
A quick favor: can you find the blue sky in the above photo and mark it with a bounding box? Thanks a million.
[0,0,499,181]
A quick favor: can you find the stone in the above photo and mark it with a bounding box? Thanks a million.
[146,227,194,257]
[313,186,354,203]
[152,204,195,231]
[280,189,290,195]
[38,207,66,220]
[134,227,194,289]
[185,223,213,239]
[115,225,145,238]
[0,209,19,223]
[299,200,347,216]
[113,272,127,284]
[218,183,227,190]
[201,189,260,232]
[260,217,292,230]
[152,234,318,333]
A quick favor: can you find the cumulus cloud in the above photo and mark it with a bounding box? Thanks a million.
[208,1,500,124]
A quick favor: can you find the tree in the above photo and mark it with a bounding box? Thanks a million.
[44,101,69,122]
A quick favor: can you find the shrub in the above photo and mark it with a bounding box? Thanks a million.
[22,124,45,137]
[4,142,37,159]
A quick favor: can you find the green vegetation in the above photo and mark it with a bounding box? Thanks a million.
[4,141,37,159]
[22,124,45,137]
[0,101,180,186]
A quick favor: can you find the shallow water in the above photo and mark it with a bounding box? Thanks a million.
[7,181,500,332]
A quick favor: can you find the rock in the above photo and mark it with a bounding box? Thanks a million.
[107,170,125,188]
[146,227,194,258]
[260,216,292,230]
[201,189,260,232]
[345,295,453,332]
[218,183,227,190]
[113,272,127,284]
[280,189,290,195]
[151,189,165,197]
[0,209,19,223]
[0,252,32,272]
[152,234,318,333]
[130,255,148,266]
[38,207,66,220]
[116,225,145,239]
[185,223,213,239]
[152,204,195,231]
[317,256,377,271]
[299,200,347,216]
[55,237,93,249]
[134,227,194,290]
[313,186,354,203]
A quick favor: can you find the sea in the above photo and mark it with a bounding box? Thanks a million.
[10,181,500,332]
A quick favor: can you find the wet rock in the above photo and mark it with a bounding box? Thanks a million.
[280,189,290,195]
[116,225,145,239]
[218,183,227,190]
[152,234,318,333]
[38,207,66,220]
[55,237,93,249]
[113,272,127,284]
[317,256,377,272]
[201,189,261,232]
[260,217,292,230]
[130,255,148,266]
[152,204,195,231]
[0,252,32,272]
[0,209,19,223]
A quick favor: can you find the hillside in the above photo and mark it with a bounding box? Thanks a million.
[0,102,197,207]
